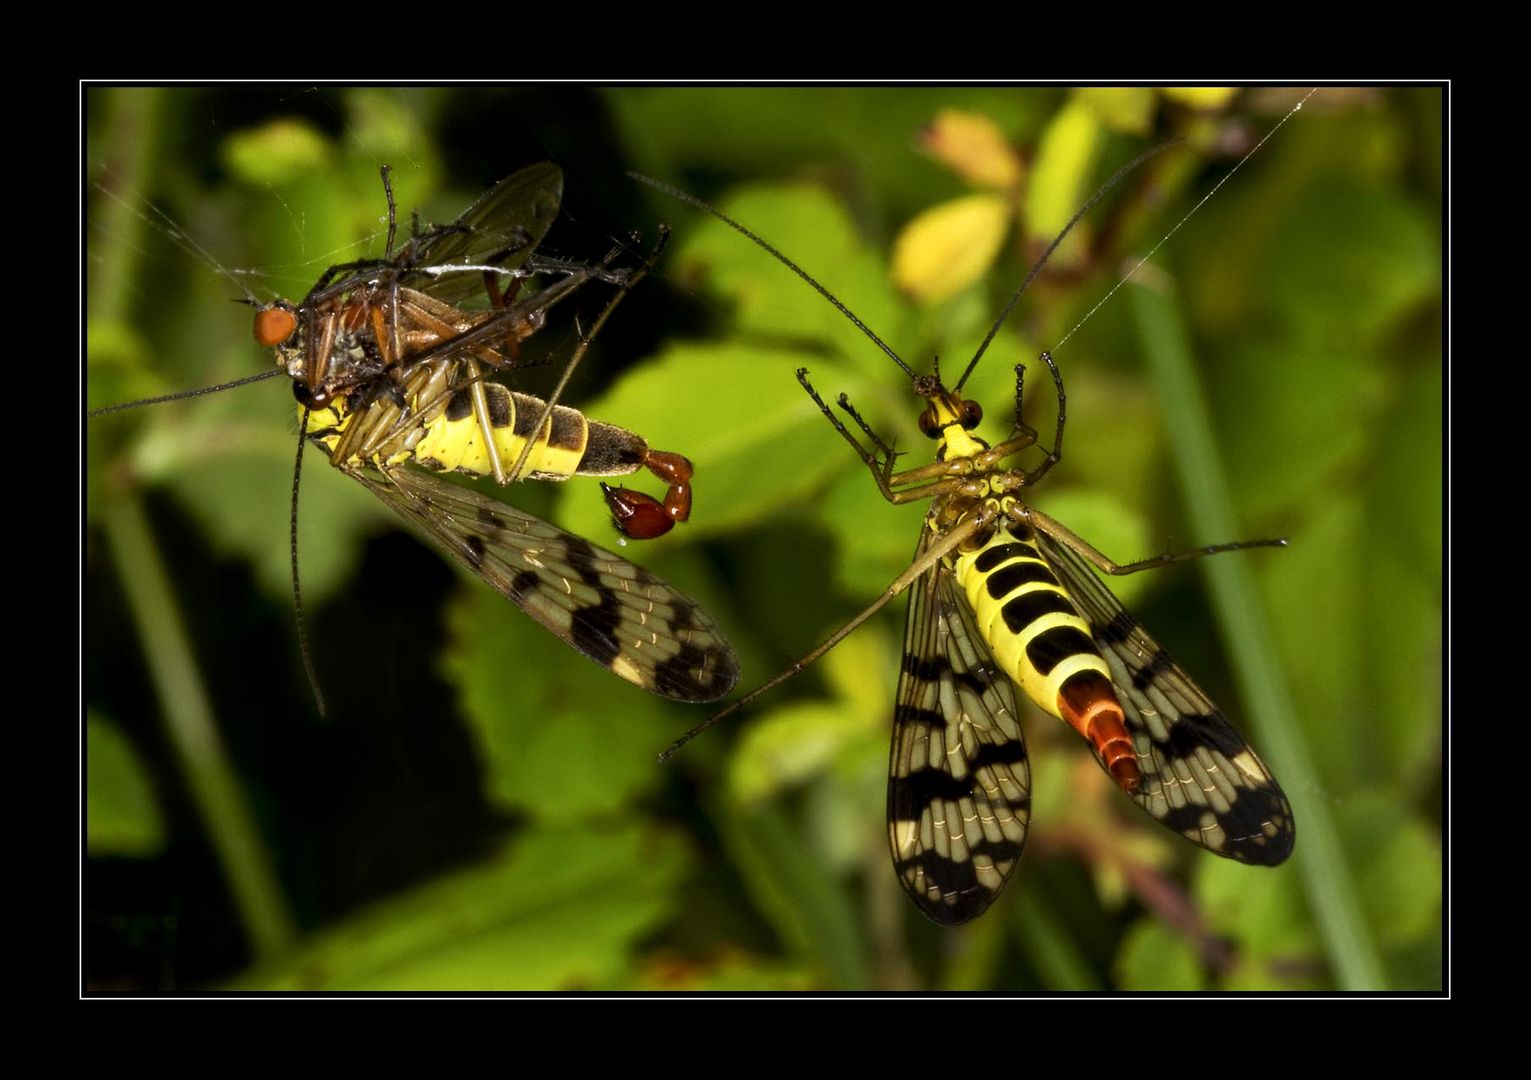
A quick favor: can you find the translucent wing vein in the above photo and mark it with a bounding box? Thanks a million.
[888,530,1032,925]
[408,162,564,305]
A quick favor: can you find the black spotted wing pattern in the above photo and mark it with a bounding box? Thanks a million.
[1034,530,1295,865]
[353,464,740,703]
[887,530,1032,925]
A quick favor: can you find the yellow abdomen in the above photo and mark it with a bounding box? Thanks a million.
[412,383,589,481]
[951,523,1112,718]
[306,358,593,482]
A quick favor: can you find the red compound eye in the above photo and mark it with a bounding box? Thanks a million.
[254,305,298,347]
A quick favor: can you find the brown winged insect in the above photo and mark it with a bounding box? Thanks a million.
[91,162,739,705]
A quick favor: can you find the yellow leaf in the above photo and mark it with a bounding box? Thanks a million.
[1025,99,1102,268]
[1073,87,1157,135]
[919,109,1023,190]
[1164,86,1240,111]
[891,194,1012,304]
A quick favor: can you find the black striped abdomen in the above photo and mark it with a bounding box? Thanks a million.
[310,358,649,483]
[952,522,1140,791]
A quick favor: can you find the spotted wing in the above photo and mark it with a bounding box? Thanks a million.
[887,529,1032,926]
[352,464,739,703]
[1034,531,1295,865]
[406,162,564,306]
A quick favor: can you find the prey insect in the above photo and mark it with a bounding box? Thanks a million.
[637,144,1295,925]
[93,163,739,704]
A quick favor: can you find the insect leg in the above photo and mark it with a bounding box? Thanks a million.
[798,369,1002,503]
[798,368,962,504]
[796,367,878,470]
[832,390,906,491]
[833,389,896,460]
[506,232,666,488]
[466,358,511,484]
[1020,505,1286,576]
[380,164,398,258]
[479,264,529,364]
[300,168,416,300]
[1017,351,1067,486]
[525,253,633,286]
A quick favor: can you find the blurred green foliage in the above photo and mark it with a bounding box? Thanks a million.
[85,86,1442,992]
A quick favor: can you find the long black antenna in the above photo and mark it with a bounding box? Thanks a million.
[289,407,327,718]
[628,173,916,379]
[87,368,286,417]
[630,142,1176,393]
[953,140,1180,391]
[1049,87,1319,356]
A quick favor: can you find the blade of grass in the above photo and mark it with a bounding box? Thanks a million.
[1130,278,1385,989]
[1013,889,1099,990]
[100,496,297,960]
[720,800,873,989]
[90,87,296,962]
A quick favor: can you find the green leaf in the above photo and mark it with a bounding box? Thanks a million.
[727,632,888,805]
[86,713,166,857]
[1260,497,1370,788]
[558,341,870,542]
[345,89,440,189]
[162,435,385,608]
[817,461,918,599]
[729,701,869,806]
[85,320,152,410]
[936,909,1008,990]
[1195,857,1318,989]
[1210,337,1384,525]
[443,580,680,819]
[1011,885,1101,990]
[1261,182,1440,348]
[1363,363,1443,780]
[233,823,689,990]
[673,184,915,384]
[1339,793,1442,965]
[1045,368,1165,504]
[1024,98,1102,267]
[1116,920,1208,990]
